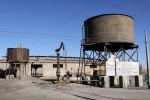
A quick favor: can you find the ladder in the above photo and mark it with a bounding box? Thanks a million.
[77,40,84,81]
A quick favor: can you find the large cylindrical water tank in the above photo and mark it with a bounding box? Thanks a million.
[84,14,134,44]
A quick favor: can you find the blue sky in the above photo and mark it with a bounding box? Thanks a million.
[0,0,150,68]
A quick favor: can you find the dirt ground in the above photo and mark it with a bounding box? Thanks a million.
[0,77,150,100]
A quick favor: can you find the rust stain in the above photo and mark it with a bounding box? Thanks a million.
[7,48,29,63]
[84,14,134,44]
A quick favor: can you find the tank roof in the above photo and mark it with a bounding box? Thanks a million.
[85,14,134,22]
[7,48,29,50]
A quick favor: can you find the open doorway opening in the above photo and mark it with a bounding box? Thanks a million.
[31,64,43,77]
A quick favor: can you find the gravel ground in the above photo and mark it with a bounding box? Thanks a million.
[0,77,150,100]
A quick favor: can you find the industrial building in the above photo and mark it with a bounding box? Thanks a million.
[0,14,143,88]
[0,55,82,78]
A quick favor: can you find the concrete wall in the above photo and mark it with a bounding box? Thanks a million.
[0,59,82,78]
[0,63,9,70]
[0,57,140,78]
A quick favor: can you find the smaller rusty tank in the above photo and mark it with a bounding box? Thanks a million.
[7,48,29,63]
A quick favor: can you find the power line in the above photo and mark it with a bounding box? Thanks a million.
[0,30,149,43]
[28,0,97,45]
[0,0,97,44]
[0,31,81,39]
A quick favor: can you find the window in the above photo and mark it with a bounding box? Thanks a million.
[53,64,63,68]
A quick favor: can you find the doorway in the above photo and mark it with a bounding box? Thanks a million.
[31,64,43,77]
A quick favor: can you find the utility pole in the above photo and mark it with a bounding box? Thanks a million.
[144,30,150,89]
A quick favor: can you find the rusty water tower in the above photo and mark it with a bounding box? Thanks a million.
[6,47,29,79]
[7,48,29,63]
[84,14,134,44]
[78,14,138,77]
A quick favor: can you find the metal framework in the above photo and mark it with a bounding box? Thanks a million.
[78,39,139,78]
[5,62,28,79]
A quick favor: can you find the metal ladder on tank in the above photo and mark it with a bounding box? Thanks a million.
[77,40,84,82]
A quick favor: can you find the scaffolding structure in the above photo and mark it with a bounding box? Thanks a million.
[78,39,139,78]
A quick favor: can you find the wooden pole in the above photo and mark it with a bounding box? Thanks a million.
[144,30,150,89]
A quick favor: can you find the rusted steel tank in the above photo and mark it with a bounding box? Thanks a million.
[84,14,134,44]
[7,48,29,63]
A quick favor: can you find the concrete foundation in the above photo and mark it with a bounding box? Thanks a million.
[6,75,14,80]
[119,76,128,88]
[135,75,143,87]
[101,76,110,88]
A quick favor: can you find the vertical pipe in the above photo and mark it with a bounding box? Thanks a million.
[83,50,85,76]
[144,30,150,89]
[104,46,106,75]
[85,23,88,42]
[98,51,100,74]
[56,52,60,82]
[93,51,94,74]
[115,55,117,76]
[80,48,84,81]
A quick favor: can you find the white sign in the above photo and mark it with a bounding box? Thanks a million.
[106,56,139,76]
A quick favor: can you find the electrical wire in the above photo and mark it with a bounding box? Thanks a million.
[0,0,97,45]
[0,31,81,39]
[0,31,149,43]
[28,0,97,45]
